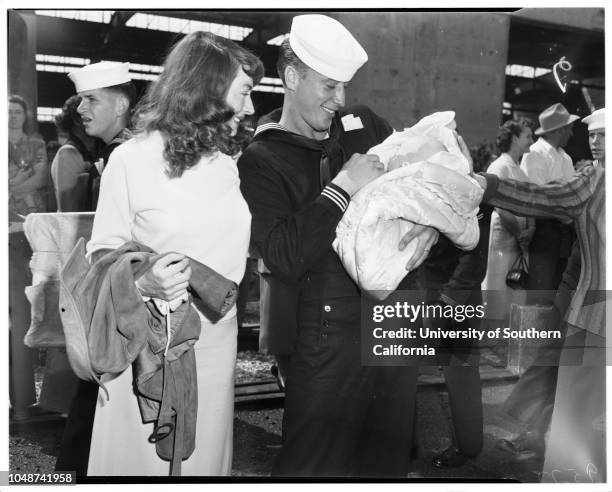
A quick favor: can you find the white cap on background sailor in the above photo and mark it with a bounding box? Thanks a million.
[582,108,605,132]
[289,14,368,82]
[582,108,605,167]
[68,61,131,92]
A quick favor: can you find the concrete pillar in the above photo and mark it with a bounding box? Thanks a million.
[335,12,510,145]
[8,10,38,133]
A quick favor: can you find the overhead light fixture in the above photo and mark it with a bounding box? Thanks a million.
[37,107,62,122]
[254,77,284,94]
[505,64,552,79]
[126,13,253,41]
[35,10,114,23]
[36,54,91,66]
[267,34,288,46]
[36,54,90,74]
[101,60,163,81]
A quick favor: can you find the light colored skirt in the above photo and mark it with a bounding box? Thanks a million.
[482,212,527,322]
[87,314,237,476]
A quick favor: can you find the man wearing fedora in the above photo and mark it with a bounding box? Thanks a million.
[520,103,579,305]
[239,14,436,476]
[55,61,136,476]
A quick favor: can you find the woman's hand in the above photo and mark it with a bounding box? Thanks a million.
[399,223,439,271]
[136,252,192,301]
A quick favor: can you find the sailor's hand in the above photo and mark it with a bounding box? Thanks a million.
[332,153,385,196]
[399,223,439,271]
[136,252,192,301]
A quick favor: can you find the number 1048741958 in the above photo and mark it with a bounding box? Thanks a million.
[6,472,75,485]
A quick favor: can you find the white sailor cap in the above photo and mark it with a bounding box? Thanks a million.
[582,108,605,132]
[289,14,368,83]
[68,61,131,93]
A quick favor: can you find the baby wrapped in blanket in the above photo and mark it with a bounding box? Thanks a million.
[333,111,483,300]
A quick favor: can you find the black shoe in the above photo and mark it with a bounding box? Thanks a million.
[270,365,286,392]
[432,446,468,468]
[10,405,66,423]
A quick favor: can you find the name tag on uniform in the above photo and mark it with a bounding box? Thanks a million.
[341,114,364,132]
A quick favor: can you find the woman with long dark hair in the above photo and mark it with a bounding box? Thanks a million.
[85,31,263,476]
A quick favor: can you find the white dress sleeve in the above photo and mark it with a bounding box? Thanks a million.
[86,148,133,257]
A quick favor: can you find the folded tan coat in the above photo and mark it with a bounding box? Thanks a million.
[58,239,238,475]
[333,112,483,300]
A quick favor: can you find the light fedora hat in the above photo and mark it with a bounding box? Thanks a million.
[534,103,580,135]
[289,14,368,83]
[582,108,605,132]
[68,61,131,93]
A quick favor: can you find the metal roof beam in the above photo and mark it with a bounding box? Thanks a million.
[93,11,136,61]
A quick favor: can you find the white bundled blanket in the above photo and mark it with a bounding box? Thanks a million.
[333,111,483,300]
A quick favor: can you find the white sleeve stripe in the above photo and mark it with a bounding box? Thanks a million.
[325,186,349,208]
[323,192,345,211]
[321,187,348,212]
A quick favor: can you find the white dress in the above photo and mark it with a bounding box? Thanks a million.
[481,153,530,321]
[86,131,251,476]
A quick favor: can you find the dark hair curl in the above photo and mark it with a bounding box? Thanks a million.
[133,31,264,178]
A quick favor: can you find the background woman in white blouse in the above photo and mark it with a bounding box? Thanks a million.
[482,118,536,329]
[86,31,263,476]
